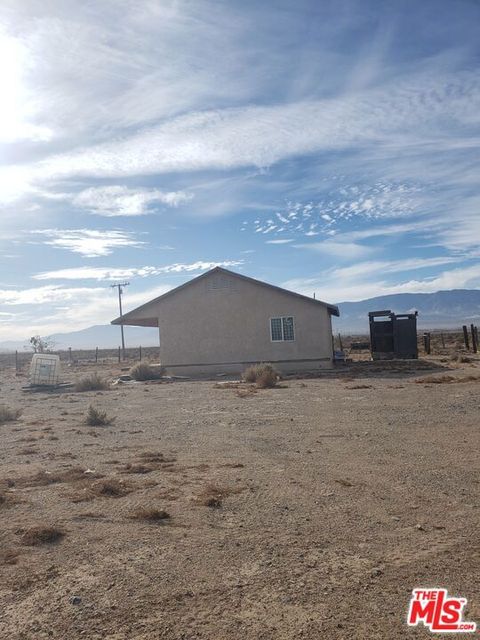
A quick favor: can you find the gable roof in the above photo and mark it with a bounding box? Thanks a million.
[112,267,339,325]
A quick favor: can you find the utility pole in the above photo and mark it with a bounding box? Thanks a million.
[111,282,129,360]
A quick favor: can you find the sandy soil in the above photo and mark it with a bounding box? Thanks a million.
[0,356,479,639]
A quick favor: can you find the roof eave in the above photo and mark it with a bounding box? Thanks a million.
[110,266,340,323]
[111,316,158,327]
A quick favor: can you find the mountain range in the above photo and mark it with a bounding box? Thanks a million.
[0,325,160,353]
[333,289,480,333]
[0,289,479,351]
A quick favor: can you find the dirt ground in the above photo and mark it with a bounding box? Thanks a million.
[0,354,479,639]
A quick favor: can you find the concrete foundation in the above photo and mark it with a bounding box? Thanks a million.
[164,357,333,378]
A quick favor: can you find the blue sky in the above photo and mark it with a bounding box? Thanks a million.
[0,0,479,340]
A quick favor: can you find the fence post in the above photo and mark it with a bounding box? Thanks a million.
[95,347,98,364]
[423,332,431,355]
[15,350,18,374]
[118,346,121,363]
[68,347,72,363]
[338,333,343,351]
[462,325,470,351]
[471,324,478,354]
[139,345,142,361]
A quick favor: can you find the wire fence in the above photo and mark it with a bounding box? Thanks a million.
[334,327,478,356]
[1,326,477,373]
[0,346,161,372]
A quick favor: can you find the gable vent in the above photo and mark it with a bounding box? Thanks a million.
[206,276,238,292]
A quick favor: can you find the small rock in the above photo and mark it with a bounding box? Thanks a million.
[70,596,82,605]
[371,567,383,577]
[415,524,425,531]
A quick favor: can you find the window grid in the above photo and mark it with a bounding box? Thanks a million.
[270,317,283,341]
[270,316,295,342]
[282,316,295,341]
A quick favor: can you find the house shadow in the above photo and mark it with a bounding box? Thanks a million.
[287,358,452,381]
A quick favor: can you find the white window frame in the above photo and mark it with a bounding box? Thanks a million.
[270,316,295,342]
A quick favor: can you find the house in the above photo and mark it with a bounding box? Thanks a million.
[111,267,339,376]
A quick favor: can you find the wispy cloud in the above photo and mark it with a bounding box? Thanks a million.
[284,260,480,303]
[246,181,425,243]
[265,239,293,245]
[33,260,244,281]
[2,67,479,201]
[328,257,461,280]
[0,285,106,306]
[0,0,479,340]
[0,283,172,338]
[294,240,375,259]
[30,229,145,257]
[0,28,54,144]
[0,0,278,142]
[50,185,193,217]
[432,195,480,254]
[336,221,427,242]
[0,259,242,339]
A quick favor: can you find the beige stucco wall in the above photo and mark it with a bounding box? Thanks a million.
[147,271,334,374]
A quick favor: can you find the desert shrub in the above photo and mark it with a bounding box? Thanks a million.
[195,483,243,508]
[235,386,258,398]
[18,447,38,455]
[0,405,22,424]
[91,479,129,498]
[75,373,109,392]
[138,451,175,463]
[11,466,102,489]
[243,363,266,383]
[0,549,20,565]
[415,374,480,385]
[213,381,241,389]
[70,479,130,501]
[21,526,64,546]
[129,362,165,381]
[129,507,171,522]
[243,363,279,387]
[256,368,279,389]
[347,384,373,390]
[85,405,115,426]
[451,353,472,363]
[29,335,55,353]
[335,478,354,487]
[0,492,22,509]
[415,375,455,384]
[122,464,153,475]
